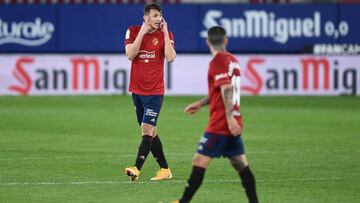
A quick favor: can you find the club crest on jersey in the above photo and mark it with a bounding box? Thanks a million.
[152,38,159,46]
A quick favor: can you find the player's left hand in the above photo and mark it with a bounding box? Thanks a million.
[184,101,201,115]
[160,18,168,33]
[228,116,242,136]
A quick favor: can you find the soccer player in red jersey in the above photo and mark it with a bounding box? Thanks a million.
[123,3,176,181]
[173,26,259,203]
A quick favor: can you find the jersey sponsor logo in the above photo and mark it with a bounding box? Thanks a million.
[138,50,156,59]
[0,18,55,46]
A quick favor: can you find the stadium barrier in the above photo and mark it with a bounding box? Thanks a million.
[1,54,359,96]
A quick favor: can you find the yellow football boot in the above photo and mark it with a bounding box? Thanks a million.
[150,168,172,181]
[124,166,140,181]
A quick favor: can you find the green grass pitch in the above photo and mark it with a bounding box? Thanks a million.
[0,96,359,203]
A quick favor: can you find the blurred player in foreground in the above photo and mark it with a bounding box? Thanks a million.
[123,2,176,181]
[173,26,259,203]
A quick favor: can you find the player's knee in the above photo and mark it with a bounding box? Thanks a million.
[231,160,246,172]
[192,155,210,169]
[153,127,158,137]
[192,158,203,168]
[141,123,155,136]
[230,156,248,172]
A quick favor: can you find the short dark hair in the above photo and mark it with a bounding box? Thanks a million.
[144,3,162,15]
[207,26,226,47]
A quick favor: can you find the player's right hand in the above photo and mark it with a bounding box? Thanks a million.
[140,16,152,35]
[184,101,202,115]
[228,116,242,136]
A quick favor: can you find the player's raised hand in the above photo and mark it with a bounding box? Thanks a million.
[160,18,168,33]
[184,101,202,115]
[140,16,152,35]
[227,116,242,136]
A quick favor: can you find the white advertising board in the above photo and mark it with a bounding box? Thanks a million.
[0,54,359,96]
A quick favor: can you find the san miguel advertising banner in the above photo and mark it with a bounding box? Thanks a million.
[0,54,359,96]
[0,55,130,95]
[0,4,359,53]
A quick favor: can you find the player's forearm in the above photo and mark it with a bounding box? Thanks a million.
[220,85,234,122]
[164,43,176,62]
[164,32,176,62]
[198,97,209,107]
[126,33,145,60]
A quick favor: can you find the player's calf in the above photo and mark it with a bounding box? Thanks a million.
[179,166,206,203]
[230,156,259,203]
[239,166,259,203]
[124,135,153,181]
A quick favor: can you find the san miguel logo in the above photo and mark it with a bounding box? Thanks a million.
[200,10,349,44]
[0,18,55,46]
[8,57,34,95]
[241,58,264,96]
[241,57,359,96]
[7,57,128,95]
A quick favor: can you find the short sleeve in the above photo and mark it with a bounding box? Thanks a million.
[124,27,136,46]
[211,60,231,88]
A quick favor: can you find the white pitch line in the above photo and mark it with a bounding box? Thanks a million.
[0,177,344,186]
[1,149,358,161]
[0,151,320,160]
[0,154,193,161]
[0,157,44,161]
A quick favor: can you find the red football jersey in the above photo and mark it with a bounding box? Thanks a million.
[124,25,174,95]
[205,52,243,136]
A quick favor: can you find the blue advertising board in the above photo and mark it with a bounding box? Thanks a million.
[0,5,57,52]
[338,4,360,44]
[198,4,339,52]
[58,5,142,52]
[58,5,199,52]
[0,4,359,53]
